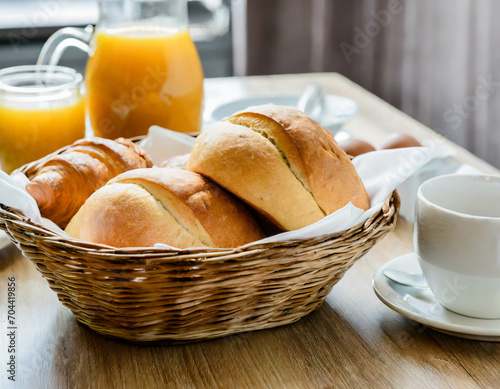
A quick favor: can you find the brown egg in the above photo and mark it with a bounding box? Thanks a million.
[338,138,376,157]
[380,133,421,149]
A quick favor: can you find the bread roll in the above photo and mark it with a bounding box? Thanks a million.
[187,105,370,231]
[65,168,265,248]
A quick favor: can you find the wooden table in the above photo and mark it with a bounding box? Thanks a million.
[2,73,499,388]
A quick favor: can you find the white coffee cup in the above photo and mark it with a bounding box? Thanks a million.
[415,174,500,319]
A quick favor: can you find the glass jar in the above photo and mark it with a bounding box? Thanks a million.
[0,65,85,173]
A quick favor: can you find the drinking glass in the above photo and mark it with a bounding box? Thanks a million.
[0,65,85,173]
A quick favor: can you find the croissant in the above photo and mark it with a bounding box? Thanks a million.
[26,137,153,227]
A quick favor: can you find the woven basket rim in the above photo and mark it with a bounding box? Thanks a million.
[0,190,398,259]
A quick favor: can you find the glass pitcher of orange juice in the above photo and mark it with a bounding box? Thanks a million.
[38,0,204,139]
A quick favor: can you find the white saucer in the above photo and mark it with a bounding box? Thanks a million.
[207,94,358,135]
[373,253,500,341]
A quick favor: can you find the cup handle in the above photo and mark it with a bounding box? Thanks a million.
[36,25,94,67]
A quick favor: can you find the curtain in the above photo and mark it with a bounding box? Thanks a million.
[232,0,500,168]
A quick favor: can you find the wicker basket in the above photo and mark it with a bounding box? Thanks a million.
[1,142,399,343]
[0,187,399,343]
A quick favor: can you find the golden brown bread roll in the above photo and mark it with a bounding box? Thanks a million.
[186,105,370,231]
[65,168,265,248]
[26,137,152,228]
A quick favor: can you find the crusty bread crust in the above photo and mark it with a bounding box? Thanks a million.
[187,105,370,231]
[187,121,325,230]
[65,168,265,248]
[241,105,370,214]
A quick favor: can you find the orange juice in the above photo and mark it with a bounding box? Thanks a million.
[85,25,204,139]
[0,98,85,173]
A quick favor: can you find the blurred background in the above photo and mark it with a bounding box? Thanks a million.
[1,0,499,168]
